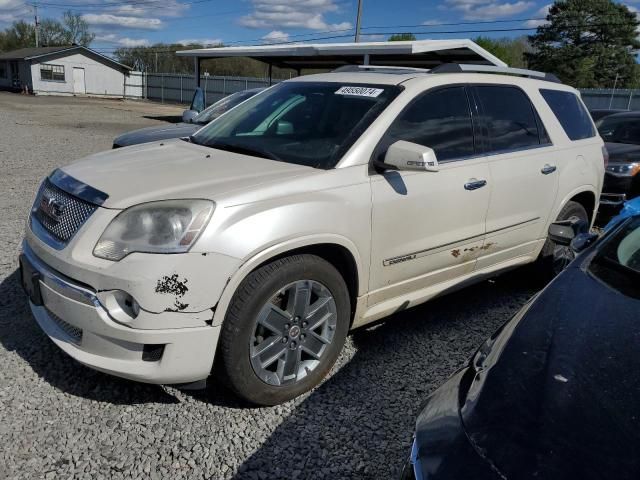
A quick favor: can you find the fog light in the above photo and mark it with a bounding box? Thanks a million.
[97,290,140,324]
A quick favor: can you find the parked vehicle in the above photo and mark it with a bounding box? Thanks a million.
[401,215,640,480]
[606,196,640,230]
[20,64,604,405]
[596,111,640,212]
[112,88,264,148]
[589,108,628,122]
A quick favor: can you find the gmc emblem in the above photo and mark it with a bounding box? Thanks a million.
[39,193,66,222]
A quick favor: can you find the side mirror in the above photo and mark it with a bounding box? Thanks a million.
[383,140,439,172]
[182,109,198,123]
[189,87,206,113]
[548,218,596,252]
[276,120,294,135]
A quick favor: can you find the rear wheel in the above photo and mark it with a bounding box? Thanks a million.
[537,201,589,279]
[219,254,350,406]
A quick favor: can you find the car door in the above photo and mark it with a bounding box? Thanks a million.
[369,85,491,307]
[471,85,560,269]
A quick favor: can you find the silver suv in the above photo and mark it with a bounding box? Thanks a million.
[20,65,604,405]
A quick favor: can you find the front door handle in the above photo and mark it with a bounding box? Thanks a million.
[464,179,487,191]
[541,164,557,175]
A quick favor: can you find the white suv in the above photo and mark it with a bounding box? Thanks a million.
[20,65,604,405]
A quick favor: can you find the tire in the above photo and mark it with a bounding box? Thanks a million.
[536,201,589,280]
[218,254,350,406]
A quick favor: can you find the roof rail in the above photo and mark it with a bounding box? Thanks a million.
[333,65,430,74]
[429,63,561,83]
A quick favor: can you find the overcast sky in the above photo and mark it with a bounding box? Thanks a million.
[0,0,635,55]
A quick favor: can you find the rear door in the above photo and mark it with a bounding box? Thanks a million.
[472,85,559,269]
[369,85,491,306]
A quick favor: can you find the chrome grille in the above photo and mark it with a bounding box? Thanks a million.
[32,179,97,245]
[47,309,83,344]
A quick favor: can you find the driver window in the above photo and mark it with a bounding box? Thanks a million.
[385,86,475,161]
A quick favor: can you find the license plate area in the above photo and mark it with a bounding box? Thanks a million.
[19,254,43,306]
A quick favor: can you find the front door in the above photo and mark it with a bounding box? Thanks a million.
[471,85,559,269]
[369,85,491,307]
[73,67,86,94]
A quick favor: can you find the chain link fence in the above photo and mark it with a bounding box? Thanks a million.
[125,72,275,106]
[579,89,640,111]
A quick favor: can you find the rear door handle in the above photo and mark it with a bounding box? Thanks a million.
[464,179,487,191]
[541,164,557,175]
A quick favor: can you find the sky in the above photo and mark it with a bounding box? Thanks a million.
[0,0,635,56]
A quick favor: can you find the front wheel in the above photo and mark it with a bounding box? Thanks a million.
[218,254,350,406]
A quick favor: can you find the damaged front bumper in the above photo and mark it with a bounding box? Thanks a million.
[19,242,226,384]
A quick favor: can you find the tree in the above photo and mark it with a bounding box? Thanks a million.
[526,0,640,88]
[0,10,93,52]
[474,36,530,68]
[388,33,417,41]
[0,21,35,51]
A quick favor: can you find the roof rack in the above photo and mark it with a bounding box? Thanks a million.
[429,63,561,83]
[332,65,430,74]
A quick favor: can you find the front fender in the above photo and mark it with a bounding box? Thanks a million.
[210,234,366,327]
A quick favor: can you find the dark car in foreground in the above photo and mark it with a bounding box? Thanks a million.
[112,88,263,148]
[597,111,640,212]
[589,108,628,122]
[402,215,640,480]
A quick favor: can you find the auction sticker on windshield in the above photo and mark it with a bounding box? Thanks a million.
[335,86,384,97]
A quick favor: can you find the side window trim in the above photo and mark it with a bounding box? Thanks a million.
[471,83,553,158]
[371,83,483,169]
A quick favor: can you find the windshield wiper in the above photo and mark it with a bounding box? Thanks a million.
[207,142,282,161]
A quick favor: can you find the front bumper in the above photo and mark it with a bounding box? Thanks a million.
[20,245,220,384]
[603,172,635,197]
[402,368,500,480]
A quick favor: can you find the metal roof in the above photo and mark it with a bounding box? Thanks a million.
[176,39,507,70]
[0,45,132,70]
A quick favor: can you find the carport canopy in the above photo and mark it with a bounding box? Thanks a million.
[176,39,507,86]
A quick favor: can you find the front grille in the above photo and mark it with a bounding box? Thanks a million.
[31,179,97,245]
[47,309,83,344]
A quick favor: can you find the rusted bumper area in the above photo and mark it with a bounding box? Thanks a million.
[20,245,219,384]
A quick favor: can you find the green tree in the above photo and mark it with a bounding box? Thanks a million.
[388,33,417,41]
[526,0,640,87]
[474,36,530,68]
[0,20,35,51]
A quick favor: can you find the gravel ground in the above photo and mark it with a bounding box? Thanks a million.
[0,91,538,479]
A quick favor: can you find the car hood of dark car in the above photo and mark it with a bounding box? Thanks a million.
[113,123,201,147]
[605,141,640,162]
[460,263,640,480]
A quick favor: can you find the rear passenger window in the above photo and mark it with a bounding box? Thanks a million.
[385,86,475,161]
[540,89,595,140]
[475,86,541,153]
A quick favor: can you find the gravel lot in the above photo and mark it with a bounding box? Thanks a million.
[0,91,538,479]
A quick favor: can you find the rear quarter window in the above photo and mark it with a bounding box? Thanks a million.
[540,89,595,141]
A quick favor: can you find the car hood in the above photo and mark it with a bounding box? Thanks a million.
[460,265,640,479]
[113,123,201,147]
[605,141,640,162]
[61,139,315,209]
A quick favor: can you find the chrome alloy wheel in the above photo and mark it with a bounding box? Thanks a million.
[249,280,338,386]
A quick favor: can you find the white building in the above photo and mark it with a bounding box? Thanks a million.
[0,45,132,97]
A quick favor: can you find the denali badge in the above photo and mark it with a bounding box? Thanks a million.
[39,192,66,222]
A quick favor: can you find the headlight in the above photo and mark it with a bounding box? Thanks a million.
[606,162,640,177]
[93,200,214,261]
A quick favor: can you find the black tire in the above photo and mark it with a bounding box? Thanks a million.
[536,200,589,280]
[218,254,350,406]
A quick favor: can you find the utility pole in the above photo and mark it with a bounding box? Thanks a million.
[354,0,363,42]
[32,2,39,47]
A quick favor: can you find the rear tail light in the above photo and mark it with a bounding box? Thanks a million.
[602,146,609,167]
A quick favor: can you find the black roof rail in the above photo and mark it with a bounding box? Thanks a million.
[332,65,430,74]
[429,63,561,83]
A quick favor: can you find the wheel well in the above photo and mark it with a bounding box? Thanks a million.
[255,244,359,322]
[570,191,597,224]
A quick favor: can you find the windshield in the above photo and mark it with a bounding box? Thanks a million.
[190,81,401,169]
[597,116,640,145]
[194,90,260,125]
[589,217,640,298]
